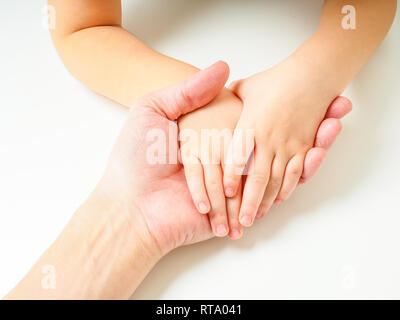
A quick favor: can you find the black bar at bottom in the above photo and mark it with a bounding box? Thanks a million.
[1,299,397,318]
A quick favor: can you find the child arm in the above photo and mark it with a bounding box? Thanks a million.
[223,0,397,226]
[49,0,246,238]
[49,0,203,106]
[301,0,397,92]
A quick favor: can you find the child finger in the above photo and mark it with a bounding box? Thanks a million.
[325,96,352,119]
[256,155,286,219]
[274,154,304,204]
[183,156,210,214]
[227,178,243,240]
[299,147,326,184]
[203,164,229,237]
[314,118,342,150]
[223,121,255,198]
[239,149,272,227]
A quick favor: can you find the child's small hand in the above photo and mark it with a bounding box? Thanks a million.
[178,88,244,239]
[224,57,341,227]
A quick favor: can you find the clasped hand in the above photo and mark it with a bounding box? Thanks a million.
[101,61,351,256]
[178,60,351,240]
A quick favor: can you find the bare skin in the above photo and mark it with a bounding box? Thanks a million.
[48,0,358,238]
[179,95,351,238]
[5,62,229,299]
[223,0,397,227]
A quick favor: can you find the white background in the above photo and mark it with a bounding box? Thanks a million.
[0,0,399,299]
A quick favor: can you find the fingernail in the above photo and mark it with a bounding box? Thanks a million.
[240,215,252,227]
[274,199,283,204]
[225,187,234,197]
[198,202,209,214]
[216,224,228,237]
[256,211,263,219]
[230,229,241,239]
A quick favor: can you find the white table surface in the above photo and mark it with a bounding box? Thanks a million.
[1,0,399,299]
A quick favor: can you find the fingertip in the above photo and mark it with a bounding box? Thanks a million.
[326,118,343,133]
[322,116,342,128]
[298,178,306,185]
[208,60,230,81]
[197,201,210,214]
[315,147,327,161]
[224,186,236,198]
[229,228,243,240]
[339,96,353,115]
[255,210,265,220]
[239,214,253,227]
[214,224,229,237]
[223,173,240,197]
[315,118,343,149]
[215,60,229,69]
[302,147,326,181]
[326,96,353,119]
[310,147,326,166]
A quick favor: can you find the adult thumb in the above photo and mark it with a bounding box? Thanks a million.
[133,61,229,120]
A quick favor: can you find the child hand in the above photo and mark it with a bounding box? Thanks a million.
[224,57,343,227]
[178,88,244,239]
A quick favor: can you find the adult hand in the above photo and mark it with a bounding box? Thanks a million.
[99,61,231,255]
[5,61,230,300]
[6,61,351,299]
[102,60,352,251]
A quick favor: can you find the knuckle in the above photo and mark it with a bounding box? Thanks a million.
[286,139,309,154]
[228,212,239,222]
[209,207,227,219]
[229,220,240,230]
[227,157,247,172]
[232,166,246,176]
[287,165,302,177]
[146,95,167,113]
[225,167,243,181]
[257,206,269,217]
[260,195,274,207]
[297,140,311,151]
[242,203,258,217]
[279,192,289,201]
[207,178,222,190]
[179,86,194,108]
[249,173,268,185]
[185,165,200,177]
[277,188,289,199]
[268,177,282,190]
[227,207,240,220]
[233,158,248,168]
[257,133,271,146]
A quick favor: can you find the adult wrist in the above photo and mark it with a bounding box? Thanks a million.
[49,188,163,299]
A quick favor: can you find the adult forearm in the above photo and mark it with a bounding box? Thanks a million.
[5,189,161,299]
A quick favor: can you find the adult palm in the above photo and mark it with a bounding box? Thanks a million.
[102,61,351,255]
[103,62,229,255]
